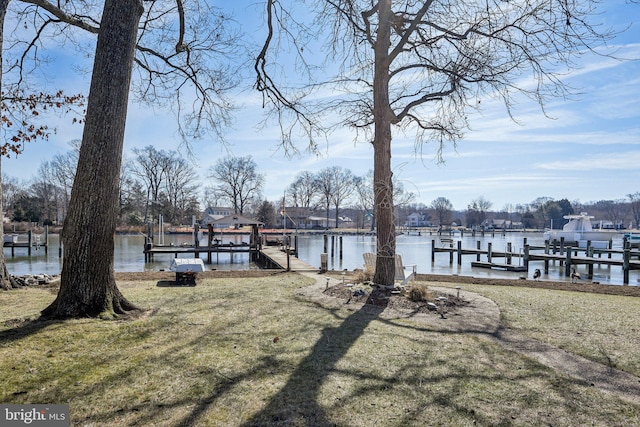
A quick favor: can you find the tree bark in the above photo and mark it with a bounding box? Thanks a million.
[372,0,396,287]
[42,0,143,318]
[0,161,18,290]
[0,0,19,291]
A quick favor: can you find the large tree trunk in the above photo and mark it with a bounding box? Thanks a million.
[372,0,396,287]
[0,161,18,290]
[0,0,18,291]
[42,0,143,318]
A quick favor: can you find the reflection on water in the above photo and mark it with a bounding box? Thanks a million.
[5,233,255,276]
[4,231,638,286]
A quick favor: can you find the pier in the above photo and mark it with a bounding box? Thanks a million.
[143,215,307,270]
[143,234,313,271]
[144,242,259,263]
[259,246,317,271]
[3,229,50,256]
[431,238,640,284]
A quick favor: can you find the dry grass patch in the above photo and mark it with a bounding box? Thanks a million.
[1,274,639,426]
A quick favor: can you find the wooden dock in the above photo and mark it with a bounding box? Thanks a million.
[3,230,50,256]
[144,242,258,264]
[470,261,527,272]
[259,246,318,271]
[144,244,317,272]
[432,238,640,284]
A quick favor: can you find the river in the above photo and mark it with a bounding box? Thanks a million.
[5,231,638,286]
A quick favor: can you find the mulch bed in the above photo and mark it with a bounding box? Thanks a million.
[323,283,469,314]
[319,270,640,315]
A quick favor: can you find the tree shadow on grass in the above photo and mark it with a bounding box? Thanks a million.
[239,294,388,427]
[156,280,196,287]
[0,317,61,344]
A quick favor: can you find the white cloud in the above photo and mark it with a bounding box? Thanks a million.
[537,151,640,171]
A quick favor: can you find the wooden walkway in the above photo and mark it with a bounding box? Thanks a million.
[259,247,318,272]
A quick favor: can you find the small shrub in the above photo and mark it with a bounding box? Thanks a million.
[356,266,374,283]
[408,284,433,302]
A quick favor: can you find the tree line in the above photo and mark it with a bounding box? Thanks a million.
[403,195,640,230]
[5,146,639,231]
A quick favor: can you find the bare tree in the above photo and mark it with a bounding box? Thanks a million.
[32,161,60,224]
[255,0,618,285]
[201,186,224,212]
[49,145,80,221]
[627,192,640,229]
[431,197,453,228]
[594,199,628,229]
[393,180,415,209]
[119,160,146,225]
[467,197,493,228]
[330,167,355,228]
[131,146,172,224]
[208,156,264,215]
[316,167,336,229]
[354,171,375,230]
[1,174,21,215]
[355,169,414,231]
[163,156,200,224]
[287,171,319,209]
[5,0,240,143]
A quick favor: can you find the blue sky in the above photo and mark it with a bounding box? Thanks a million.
[3,0,640,212]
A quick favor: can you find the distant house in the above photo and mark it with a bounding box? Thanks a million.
[280,207,336,229]
[200,206,234,226]
[481,219,523,230]
[209,214,264,230]
[306,215,336,229]
[405,212,431,227]
[338,216,355,228]
[281,207,311,229]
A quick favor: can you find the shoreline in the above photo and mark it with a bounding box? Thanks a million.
[6,269,639,298]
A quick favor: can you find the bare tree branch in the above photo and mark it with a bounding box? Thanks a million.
[20,0,99,33]
[5,0,241,144]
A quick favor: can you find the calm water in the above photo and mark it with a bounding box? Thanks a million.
[296,231,639,286]
[4,233,256,276]
[5,231,638,286]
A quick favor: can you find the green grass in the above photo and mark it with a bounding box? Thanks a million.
[1,274,639,426]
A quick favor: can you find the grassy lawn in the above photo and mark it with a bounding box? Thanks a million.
[1,273,638,426]
[439,282,640,377]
